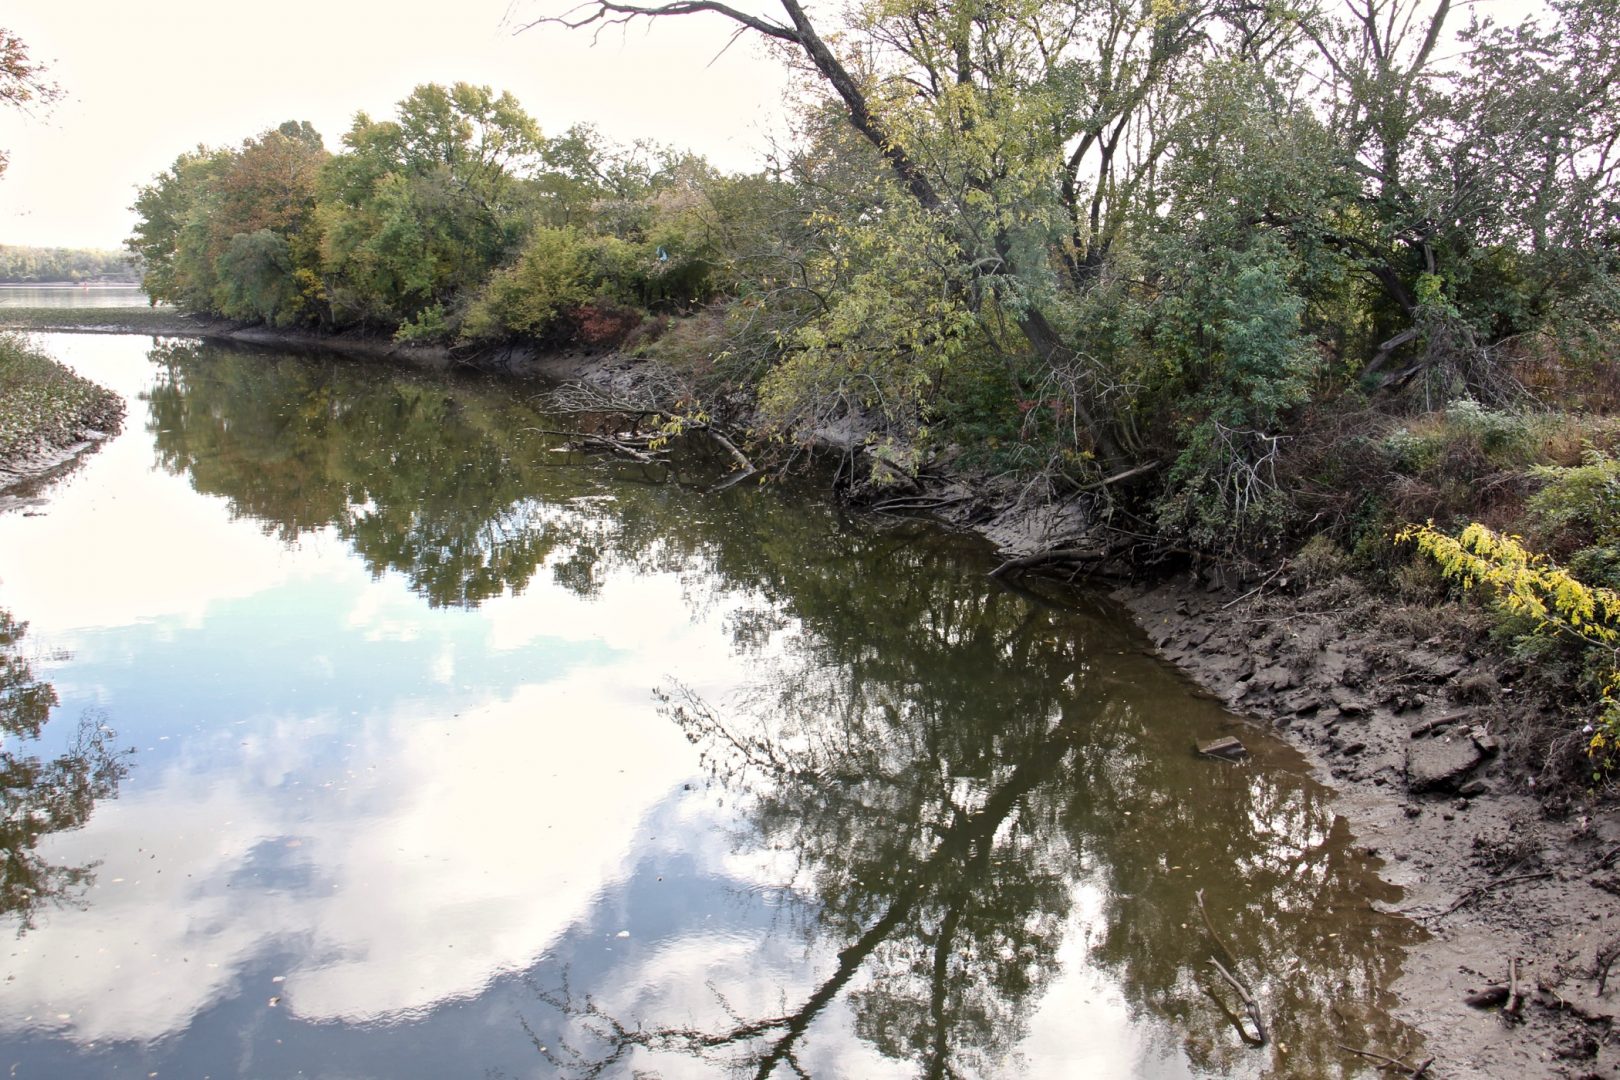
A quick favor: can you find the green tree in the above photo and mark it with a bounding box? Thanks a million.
[316,83,545,331]
[125,122,328,323]
[127,145,233,308]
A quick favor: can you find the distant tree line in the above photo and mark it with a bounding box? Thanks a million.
[0,245,140,284]
[127,88,732,344]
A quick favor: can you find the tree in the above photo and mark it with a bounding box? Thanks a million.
[126,146,235,309]
[0,27,60,178]
[526,0,1251,470]
[317,83,545,331]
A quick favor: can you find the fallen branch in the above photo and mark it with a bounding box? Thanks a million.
[1594,939,1620,995]
[1196,889,1269,1046]
[1074,459,1161,492]
[1221,562,1288,611]
[989,545,1119,579]
[1336,1043,1435,1076]
[705,427,754,474]
[1428,871,1555,919]
[868,493,970,514]
[1506,956,1527,1019]
[1208,958,1268,1047]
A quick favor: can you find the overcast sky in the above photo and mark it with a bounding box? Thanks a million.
[0,0,794,250]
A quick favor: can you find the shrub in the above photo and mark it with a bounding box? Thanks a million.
[460,227,592,341]
[1401,521,1620,766]
[574,301,643,348]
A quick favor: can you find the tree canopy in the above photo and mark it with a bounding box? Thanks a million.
[131,5,1620,559]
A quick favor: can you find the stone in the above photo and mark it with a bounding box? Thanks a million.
[1253,664,1297,692]
[1458,778,1490,797]
[1470,725,1501,756]
[1331,686,1370,716]
[1198,736,1249,761]
[1406,736,1487,794]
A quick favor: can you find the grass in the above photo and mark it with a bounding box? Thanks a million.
[0,333,125,466]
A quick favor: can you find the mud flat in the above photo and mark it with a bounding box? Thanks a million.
[1123,578,1620,1078]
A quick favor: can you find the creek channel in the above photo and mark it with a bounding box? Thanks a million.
[0,332,1422,1077]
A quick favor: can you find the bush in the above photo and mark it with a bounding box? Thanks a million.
[1402,522,1620,767]
[460,227,592,341]
[1528,449,1620,589]
[394,303,450,343]
[574,301,643,348]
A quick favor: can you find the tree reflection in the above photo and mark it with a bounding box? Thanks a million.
[0,610,129,931]
[535,562,1421,1078]
[144,340,577,607]
[136,341,1422,1073]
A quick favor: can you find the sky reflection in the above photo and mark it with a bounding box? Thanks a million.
[0,334,1419,1078]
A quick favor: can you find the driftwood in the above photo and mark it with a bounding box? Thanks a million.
[1195,889,1269,1047]
[1337,1043,1435,1077]
[867,493,971,514]
[1430,871,1555,919]
[1197,736,1249,762]
[989,543,1124,579]
[705,427,754,475]
[1408,711,1469,738]
[1506,956,1527,1019]
[528,426,667,460]
[527,420,758,483]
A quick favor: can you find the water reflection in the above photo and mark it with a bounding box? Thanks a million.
[0,285,155,309]
[0,610,128,930]
[142,340,776,610]
[144,340,571,607]
[0,335,1420,1077]
[528,559,1420,1078]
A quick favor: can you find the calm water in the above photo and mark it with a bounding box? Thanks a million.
[0,333,1421,1078]
[0,284,157,309]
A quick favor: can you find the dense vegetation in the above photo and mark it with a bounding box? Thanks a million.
[129,0,1619,759]
[0,245,139,283]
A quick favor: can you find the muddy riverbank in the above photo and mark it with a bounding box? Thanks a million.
[1124,578,1620,1078]
[0,335,125,502]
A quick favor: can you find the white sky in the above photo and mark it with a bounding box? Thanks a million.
[0,0,795,250]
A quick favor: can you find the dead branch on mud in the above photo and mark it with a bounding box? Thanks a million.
[1425,870,1555,920]
[1506,956,1528,1020]
[1336,1042,1435,1076]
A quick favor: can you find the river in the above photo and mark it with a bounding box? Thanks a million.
[0,284,157,309]
[0,332,1420,1078]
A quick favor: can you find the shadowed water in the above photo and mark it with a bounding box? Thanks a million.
[0,333,1422,1078]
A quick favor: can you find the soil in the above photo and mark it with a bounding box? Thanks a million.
[1120,575,1620,1079]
